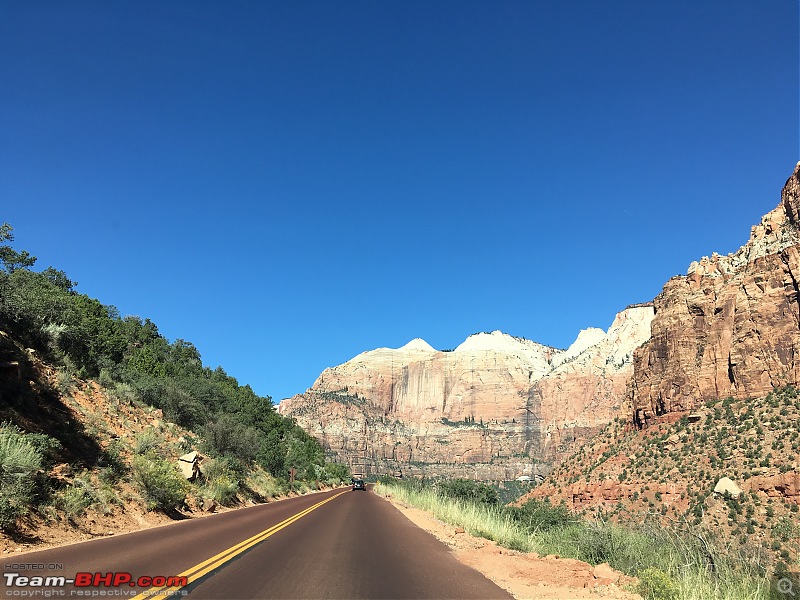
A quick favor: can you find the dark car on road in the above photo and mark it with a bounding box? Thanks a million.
[352,478,366,491]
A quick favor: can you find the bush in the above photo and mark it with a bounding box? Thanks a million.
[0,425,43,530]
[507,498,574,532]
[54,481,93,520]
[21,432,61,466]
[53,471,121,519]
[131,454,188,512]
[205,474,239,506]
[201,458,240,506]
[97,441,127,481]
[438,478,498,505]
[133,428,163,455]
[88,479,121,516]
[321,462,350,485]
[245,468,287,499]
[636,567,679,600]
[771,563,800,600]
[203,415,262,464]
[572,521,625,565]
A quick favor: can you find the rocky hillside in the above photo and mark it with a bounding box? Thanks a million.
[0,328,199,553]
[523,386,799,568]
[279,306,653,479]
[630,162,800,422]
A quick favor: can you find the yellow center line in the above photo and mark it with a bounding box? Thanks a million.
[132,490,347,599]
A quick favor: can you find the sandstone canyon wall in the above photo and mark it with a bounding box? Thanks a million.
[280,307,653,479]
[630,162,800,424]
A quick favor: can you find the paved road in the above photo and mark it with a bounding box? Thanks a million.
[1,487,512,599]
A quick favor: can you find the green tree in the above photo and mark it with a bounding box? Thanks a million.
[284,427,324,480]
[258,428,287,476]
[41,267,76,291]
[203,414,263,464]
[0,268,73,349]
[0,224,36,273]
[507,497,574,531]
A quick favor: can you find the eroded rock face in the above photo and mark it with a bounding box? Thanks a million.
[280,308,654,479]
[535,307,654,462]
[747,471,800,500]
[631,163,800,423]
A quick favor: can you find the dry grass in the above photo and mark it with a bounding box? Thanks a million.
[377,481,775,599]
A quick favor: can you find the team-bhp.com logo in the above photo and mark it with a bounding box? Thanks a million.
[4,572,187,596]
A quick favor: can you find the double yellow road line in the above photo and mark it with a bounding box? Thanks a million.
[133,490,347,598]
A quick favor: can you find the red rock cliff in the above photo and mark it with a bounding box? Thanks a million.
[630,162,800,423]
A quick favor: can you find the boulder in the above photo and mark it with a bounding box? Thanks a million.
[177,451,202,481]
[714,477,742,498]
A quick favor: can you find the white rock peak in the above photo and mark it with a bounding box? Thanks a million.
[550,306,655,371]
[455,331,518,353]
[340,307,653,376]
[552,328,606,367]
[398,338,436,352]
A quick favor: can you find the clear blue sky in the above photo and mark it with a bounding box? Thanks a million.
[1,1,797,402]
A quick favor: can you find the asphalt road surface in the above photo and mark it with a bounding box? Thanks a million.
[1,487,512,599]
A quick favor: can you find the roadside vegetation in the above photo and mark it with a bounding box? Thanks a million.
[377,477,793,600]
[0,223,350,534]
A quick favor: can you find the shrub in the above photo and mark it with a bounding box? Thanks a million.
[573,522,624,565]
[507,498,574,532]
[133,428,163,455]
[203,415,262,464]
[205,474,239,506]
[437,478,498,505]
[772,563,800,600]
[54,480,93,520]
[98,442,127,481]
[636,567,679,600]
[321,462,350,485]
[772,517,796,543]
[22,432,61,465]
[131,454,188,512]
[0,425,43,530]
[88,479,121,516]
[53,471,121,519]
[244,468,286,500]
[110,382,137,404]
[202,458,240,506]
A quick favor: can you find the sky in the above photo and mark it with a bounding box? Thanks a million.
[1,1,798,403]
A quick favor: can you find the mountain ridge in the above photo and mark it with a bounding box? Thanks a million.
[280,305,653,479]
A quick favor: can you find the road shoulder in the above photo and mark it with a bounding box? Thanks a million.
[375,489,641,600]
